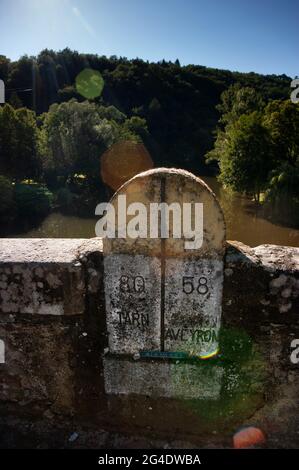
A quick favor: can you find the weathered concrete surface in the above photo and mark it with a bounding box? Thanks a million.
[0,416,216,449]
[0,238,298,448]
[103,168,226,258]
[103,169,226,358]
[0,322,77,415]
[223,241,299,415]
[104,254,161,354]
[104,356,223,399]
[0,238,102,315]
[224,241,299,323]
[164,258,223,357]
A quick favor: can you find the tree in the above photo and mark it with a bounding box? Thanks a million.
[0,104,41,181]
[0,104,18,177]
[262,100,299,225]
[0,175,14,217]
[213,112,272,202]
[39,99,146,186]
[1,49,291,174]
[122,116,148,141]
[40,100,110,183]
[207,85,266,173]
[0,55,10,82]
[148,97,162,114]
[9,92,23,109]
[217,83,265,126]
[264,162,299,226]
[263,100,299,167]
[15,107,41,180]
[15,183,53,218]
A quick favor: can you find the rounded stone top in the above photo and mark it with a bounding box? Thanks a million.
[102,168,226,258]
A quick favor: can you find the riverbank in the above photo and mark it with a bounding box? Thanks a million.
[1,177,299,247]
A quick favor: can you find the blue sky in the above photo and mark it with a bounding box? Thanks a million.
[0,0,298,76]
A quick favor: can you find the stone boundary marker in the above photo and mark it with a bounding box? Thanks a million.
[103,168,225,399]
[103,168,226,398]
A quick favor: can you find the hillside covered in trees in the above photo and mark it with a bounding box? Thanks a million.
[0,49,297,233]
[0,49,291,171]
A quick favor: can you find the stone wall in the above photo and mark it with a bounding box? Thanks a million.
[0,238,298,448]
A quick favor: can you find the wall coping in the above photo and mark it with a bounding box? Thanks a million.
[0,238,298,271]
[0,238,298,316]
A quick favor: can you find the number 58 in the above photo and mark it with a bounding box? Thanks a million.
[182,276,209,295]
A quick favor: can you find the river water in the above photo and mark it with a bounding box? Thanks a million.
[16,177,299,248]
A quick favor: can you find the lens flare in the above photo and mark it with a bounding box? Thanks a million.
[101,140,153,190]
[199,348,219,360]
[233,426,266,448]
[76,68,104,100]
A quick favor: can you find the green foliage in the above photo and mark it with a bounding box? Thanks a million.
[208,89,299,224]
[40,100,114,180]
[14,183,53,218]
[97,105,126,123]
[264,162,299,226]
[122,116,148,141]
[0,55,10,82]
[2,49,290,173]
[0,104,41,181]
[9,92,23,109]
[0,175,14,216]
[263,100,299,166]
[217,83,265,125]
[55,187,74,211]
[209,112,272,202]
[0,49,296,227]
[148,97,162,114]
[39,99,145,185]
[170,327,266,431]
[207,84,267,171]
[57,85,79,103]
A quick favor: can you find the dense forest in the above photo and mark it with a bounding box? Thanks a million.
[0,49,298,233]
[0,49,291,168]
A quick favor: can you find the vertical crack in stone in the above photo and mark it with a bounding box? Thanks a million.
[160,176,166,352]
